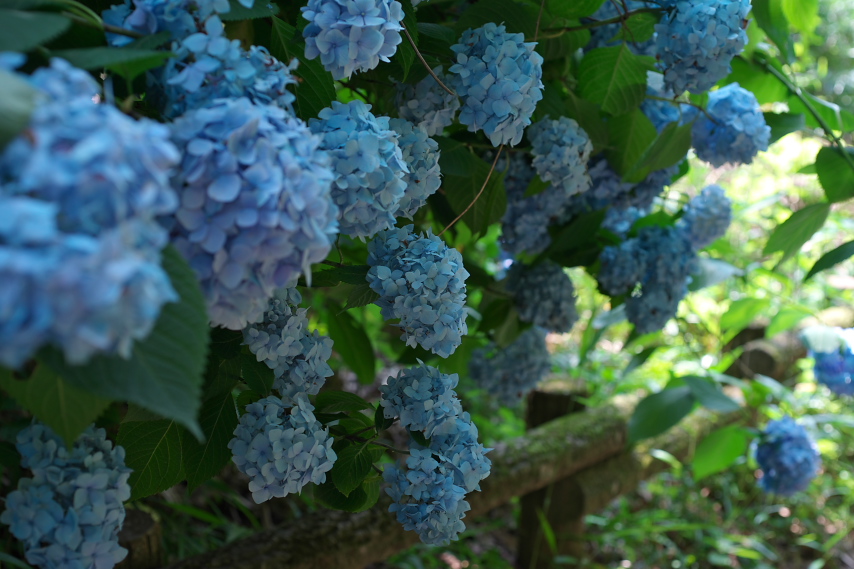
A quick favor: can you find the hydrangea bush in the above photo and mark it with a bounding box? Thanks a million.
[755,417,821,496]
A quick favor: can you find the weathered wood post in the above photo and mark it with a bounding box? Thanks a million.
[517,384,588,569]
[117,509,162,569]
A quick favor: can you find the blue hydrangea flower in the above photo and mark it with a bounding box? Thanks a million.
[655,0,751,94]
[367,226,469,358]
[692,83,770,167]
[388,118,442,219]
[380,365,462,437]
[755,417,821,496]
[449,23,544,146]
[528,117,593,197]
[598,238,647,296]
[803,327,854,396]
[641,72,681,132]
[498,152,553,256]
[302,0,404,80]
[396,67,461,136]
[678,184,732,250]
[506,261,579,333]
[103,0,246,45]
[310,101,408,239]
[585,0,658,56]
[602,206,644,237]
[228,393,337,504]
[243,288,335,400]
[469,327,551,404]
[1,422,132,569]
[168,97,338,329]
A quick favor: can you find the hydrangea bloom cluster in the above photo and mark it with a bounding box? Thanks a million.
[388,118,442,218]
[655,0,751,94]
[381,364,491,545]
[310,101,407,239]
[641,73,681,132]
[302,0,404,80]
[449,23,544,146]
[597,238,647,295]
[506,262,579,333]
[692,83,770,167]
[602,206,644,237]
[367,226,469,358]
[677,185,732,249]
[755,417,821,496]
[0,59,179,367]
[1,422,132,569]
[803,327,854,396]
[468,327,551,404]
[168,97,337,330]
[243,287,334,400]
[498,153,557,256]
[103,0,246,45]
[528,117,593,197]
[585,0,657,55]
[396,67,461,136]
[228,393,336,504]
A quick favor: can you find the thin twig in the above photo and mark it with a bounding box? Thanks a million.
[438,146,503,237]
[369,440,410,454]
[401,23,456,96]
[645,94,716,123]
[534,0,546,41]
[540,7,664,35]
[62,12,145,39]
[320,259,344,268]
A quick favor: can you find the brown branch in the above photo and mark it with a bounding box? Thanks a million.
[438,146,503,237]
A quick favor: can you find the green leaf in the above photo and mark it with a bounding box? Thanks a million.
[628,386,696,443]
[331,443,374,496]
[781,0,819,35]
[786,91,854,132]
[118,419,185,500]
[762,203,830,261]
[314,478,369,512]
[437,138,507,234]
[578,45,654,116]
[125,31,172,51]
[692,425,750,481]
[613,11,658,43]
[270,17,335,120]
[409,429,430,447]
[635,120,693,175]
[238,352,274,397]
[235,389,261,410]
[605,109,657,181]
[0,551,35,569]
[315,391,373,413]
[688,258,744,291]
[622,346,658,379]
[564,90,608,150]
[726,58,788,104]
[49,47,172,81]
[360,476,381,511]
[310,265,371,288]
[219,0,278,20]
[805,240,854,281]
[545,0,605,19]
[393,0,418,80]
[766,305,813,338]
[0,364,110,448]
[327,309,376,385]
[182,389,238,492]
[523,175,550,198]
[38,247,209,440]
[209,327,244,361]
[0,9,70,52]
[375,404,394,431]
[815,147,854,203]
[763,112,805,144]
[720,298,771,334]
[455,0,539,37]
[0,69,37,150]
[751,0,793,62]
[682,376,741,413]
[343,283,381,310]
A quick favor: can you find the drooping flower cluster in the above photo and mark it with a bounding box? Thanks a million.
[229,394,337,504]
[388,118,442,219]
[243,287,335,399]
[598,225,697,334]
[692,83,770,167]
[585,0,658,55]
[367,226,469,358]
[655,0,751,94]
[506,262,579,333]
[469,327,552,404]
[0,58,179,368]
[802,326,854,396]
[677,185,733,250]
[1,422,132,569]
[449,23,544,146]
[168,97,337,330]
[103,0,246,45]
[528,117,593,197]
[381,364,491,545]
[302,0,404,80]
[310,100,408,239]
[396,67,461,136]
[499,153,555,256]
[755,416,821,496]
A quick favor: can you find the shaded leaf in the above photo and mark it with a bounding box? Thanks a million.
[344,284,381,310]
[0,69,37,151]
[764,112,805,144]
[455,0,538,37]
[605,109,657,181]
[763,203,830,261]
[578,45,654,116]
[331,443,374,496]
[815,147,854,203]
[805,240,854,281]
[720,298,771,334]
[683,376,741,413]
[327,308,376,384]
[628,386,695,443]
[437,138,507,234]
[767,306,813,338]
[238,352,274,397]
[692,425,751,480]
[270,17,335,120]
[315,391,373,413]
[50,47,172,80]
[182,389,238,492]
[0,9,70,52]
[118,419,184,500]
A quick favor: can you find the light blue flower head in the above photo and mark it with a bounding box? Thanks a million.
[528,116,593,197]
[755,416,821,496]
[692,83,770,167]
[802,326,854,396]
[302,0,404,80]
[677,184,732,250]
[469,327,552,404]
[103,0,247,45]
[506,261,579,333]
[584,0,658,56]
[396,66,461,136]
[388,118,442,219]
[380,364,462,437]
[169,97,338,330]
[449,23,544,146]
[310,100,408,239]
[367,226,469,358]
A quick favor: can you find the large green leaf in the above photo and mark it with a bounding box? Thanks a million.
[327,308,376,385]
[805,240,854,282]
[39,247,209,439]
[0,9,70,52]
[315,391,373,413]
[762,203,831,261]
[614,11,659,43]
[331,443,374,496]
[118,419,185,500]
[787,92,854,133]
[344,283,381,310]
[0,69,37,151]
[238,353,274,397]
[544,0,605,19]
[628,386,696,443]
[311,265,371,288]
[751,0,793,62]
[393,0,418,80]
[720,298,771,334]
[50,47,172,81]
[636,120,693,175]
[781,0,819,35]
[0,364,110,447]
[815,147,854,203]
[766,305,813,338]
[181,388,238,492]
[692,425,750,481]
[726,58,788,104]
[605,109,657,181]
[564,90,608,150]
[270,17,335,121]
[314,478,370,512]
[578,45,653,116]
[682,376,741,413]
[455,0,538,37]
[763,112,805,144]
